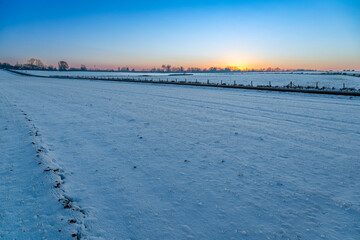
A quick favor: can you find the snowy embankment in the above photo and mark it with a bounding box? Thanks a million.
[0,70,359,239]
[19,69,360,90]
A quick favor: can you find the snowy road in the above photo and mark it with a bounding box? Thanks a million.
[1,70,359,239]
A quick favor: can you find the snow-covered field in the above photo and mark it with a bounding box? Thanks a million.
[1,69,360,239]
[20,70,360,90]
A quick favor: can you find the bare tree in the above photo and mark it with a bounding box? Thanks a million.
[80,64,87,71]
[58,61,69,71]
[161,65,167,72]
[27,58,44,69]
[166,64,171,72]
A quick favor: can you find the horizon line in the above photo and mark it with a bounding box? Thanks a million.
[1,60,359,72]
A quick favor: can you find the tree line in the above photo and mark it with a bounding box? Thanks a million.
[2,58,352,73]
[0,59,82,71]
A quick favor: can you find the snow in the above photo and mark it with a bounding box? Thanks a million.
[19,70,360,90]
[0,86,83,238]
[1,69,360,239]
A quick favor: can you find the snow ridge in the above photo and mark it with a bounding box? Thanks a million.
[0,89,87,239]
[22,109,87,239]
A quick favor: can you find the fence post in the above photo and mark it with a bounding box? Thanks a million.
[207,79,209,84]
[234,80,236,86]
[269,81,271,87]
[251,81,253,87]
[343,83,345,89]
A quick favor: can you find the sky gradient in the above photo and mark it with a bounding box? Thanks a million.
[0,0,359,70]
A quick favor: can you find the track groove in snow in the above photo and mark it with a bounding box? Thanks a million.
[0,91,85,239]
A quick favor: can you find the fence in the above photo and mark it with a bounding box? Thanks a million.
[6,69,360,96]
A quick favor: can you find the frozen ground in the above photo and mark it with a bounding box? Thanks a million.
[20,70,360,90]
[1,70,360,239]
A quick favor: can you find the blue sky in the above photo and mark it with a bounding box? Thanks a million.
[0,0,359,70]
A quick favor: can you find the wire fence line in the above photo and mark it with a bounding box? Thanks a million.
[7,69,360,96]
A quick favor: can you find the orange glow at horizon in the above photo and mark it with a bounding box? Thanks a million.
[73,59,360,72]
